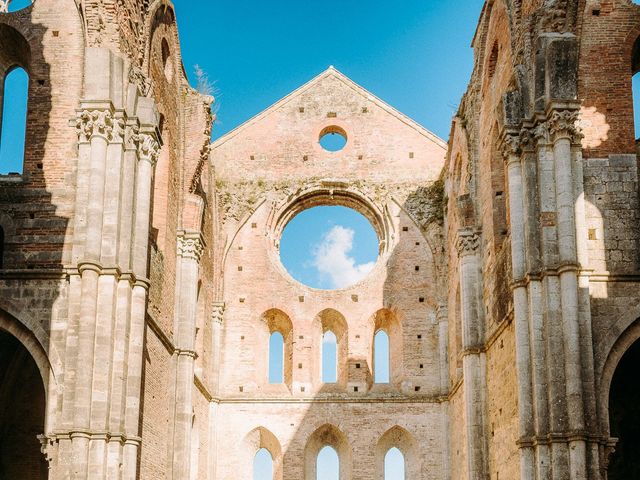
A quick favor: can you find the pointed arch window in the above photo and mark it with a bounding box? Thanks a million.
[253,448,273,480]
[0,67,29,175]
[374,330,390,383]
[317,446,339,480]
[322,331,337,383]
[269,332,284,384]
[384,447,405,479]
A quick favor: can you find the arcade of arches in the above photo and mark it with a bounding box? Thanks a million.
[0,0,640,479]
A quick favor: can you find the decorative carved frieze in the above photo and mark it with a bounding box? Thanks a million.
[76,109,114,142]
[177,234,204,262]
[456,229,481,258]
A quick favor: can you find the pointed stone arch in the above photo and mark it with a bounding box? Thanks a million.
[242,426,283,480]
[259,308,294,389]
[313,309,348,389]
[374,426,419,480]
[304,424,352,480]
[369,309,403,388]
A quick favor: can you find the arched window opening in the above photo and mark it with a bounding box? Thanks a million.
[253,448,273,480]
[317,446,339,480]
[0,67,29,175]
[322,330,337,383]
[261,309,293,388]
[374,330,390,383]
[384,447,405,480]
[608,338,640,478]
[0,225,4,269]
[269,332,284,384]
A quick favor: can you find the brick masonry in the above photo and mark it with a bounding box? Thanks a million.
[0,0,639,479]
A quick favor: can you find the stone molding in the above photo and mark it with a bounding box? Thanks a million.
[176,233,204,261]
[455,229,481,257]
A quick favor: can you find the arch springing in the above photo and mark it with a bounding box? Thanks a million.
[0,67,28,175]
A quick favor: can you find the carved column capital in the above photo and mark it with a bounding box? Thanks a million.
[124,123,140,151]
[547,109,582,144]
[138,133,160,165]
[500,131,522,161]
[456,229,481,258]
[76,109,114,142]
[533,121,551,146]
[211,302,225,325]
[177,233,204,262]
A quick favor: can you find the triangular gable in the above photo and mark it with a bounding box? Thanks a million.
[211,66,446,149]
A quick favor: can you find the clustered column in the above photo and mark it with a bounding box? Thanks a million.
[53,94,159,480]
[502,106,598,479]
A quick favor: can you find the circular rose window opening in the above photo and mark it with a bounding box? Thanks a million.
[279,206,379,290]
[2,0,34,13]
[319,126,347,152]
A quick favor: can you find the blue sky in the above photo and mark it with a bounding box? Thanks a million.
[280,206,379,290]
[172,0,485,142]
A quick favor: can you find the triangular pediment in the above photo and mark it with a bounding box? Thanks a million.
[211,66,446,149]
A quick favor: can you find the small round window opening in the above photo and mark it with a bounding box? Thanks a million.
[1,0,34,13]
[319,126,347,152]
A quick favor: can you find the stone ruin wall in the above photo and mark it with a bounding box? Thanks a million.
[211,70,449,479]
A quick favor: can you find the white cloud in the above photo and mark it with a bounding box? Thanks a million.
[312,225,375,289]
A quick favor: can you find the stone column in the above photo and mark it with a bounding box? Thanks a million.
[455,229,488,480]
[122,130,159,480]
[210,302,225,394]
[209,302,224,480]
[502,132,536,479]
[534,119,572,478]
[548,109,587,480]
[171,232,204,480]
[72,107,113,479]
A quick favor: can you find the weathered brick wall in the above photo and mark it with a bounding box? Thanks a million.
[577,0,640,157]
[212,68,447,479]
